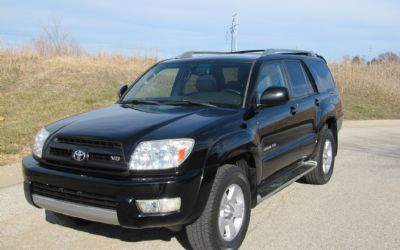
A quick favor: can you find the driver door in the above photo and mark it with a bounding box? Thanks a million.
[255,60,303,180]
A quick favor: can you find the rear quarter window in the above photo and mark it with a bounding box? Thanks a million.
[306,60,336,92]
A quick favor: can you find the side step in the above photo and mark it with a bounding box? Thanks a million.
[257,160,317,204]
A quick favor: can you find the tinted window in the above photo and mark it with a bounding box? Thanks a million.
[255,61,287,96]
[307,60,336,92]
[284,61,314,98]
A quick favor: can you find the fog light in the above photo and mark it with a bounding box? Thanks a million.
[136,198,181,214]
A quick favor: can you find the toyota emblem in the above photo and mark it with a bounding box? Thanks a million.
[72,150,87,162]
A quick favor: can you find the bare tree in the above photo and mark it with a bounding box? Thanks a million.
[377,52,399,62]
[33,18,82,56]
[351,56,362,64]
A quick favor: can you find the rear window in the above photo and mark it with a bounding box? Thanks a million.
[307,60,336,92]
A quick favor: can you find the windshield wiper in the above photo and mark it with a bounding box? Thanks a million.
[160,100,218,108]
[121,99,161,105]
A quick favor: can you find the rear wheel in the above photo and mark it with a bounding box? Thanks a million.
[303,126,336,185]
[186,165,251,250]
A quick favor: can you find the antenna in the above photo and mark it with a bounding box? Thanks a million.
[227,13,239,52]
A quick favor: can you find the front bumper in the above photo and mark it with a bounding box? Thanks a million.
[22,156,203,229]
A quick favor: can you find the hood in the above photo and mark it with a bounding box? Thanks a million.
[46,104,239,144]
[42,104,243,174]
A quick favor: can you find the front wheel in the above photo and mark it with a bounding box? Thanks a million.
[186,165,251,250]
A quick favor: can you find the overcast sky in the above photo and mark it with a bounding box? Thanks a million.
[1,0,399,60]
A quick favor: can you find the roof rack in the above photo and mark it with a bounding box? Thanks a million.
[176,49,324,61]
[262,49,317,57]
[177,51,227,59]
[176,50,265,58]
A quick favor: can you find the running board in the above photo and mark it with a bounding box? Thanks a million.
[257,160,317,204]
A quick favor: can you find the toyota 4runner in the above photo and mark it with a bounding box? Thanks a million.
[23,49,343,249]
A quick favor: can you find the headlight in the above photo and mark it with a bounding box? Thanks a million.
[129,139,194,170]
[32,128,50,158]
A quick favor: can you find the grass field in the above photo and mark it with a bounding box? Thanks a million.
[1,50,399,166]
[330,62,400,119]
[0,50,156,165]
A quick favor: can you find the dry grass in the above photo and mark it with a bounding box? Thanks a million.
[330,62,400,119]
[0,49,156,165]
[0,50,399,166]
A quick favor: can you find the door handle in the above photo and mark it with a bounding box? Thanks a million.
[315,98,320,106]
[290,106,298,115]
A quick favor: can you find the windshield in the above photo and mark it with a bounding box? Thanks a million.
[121,62,252,108]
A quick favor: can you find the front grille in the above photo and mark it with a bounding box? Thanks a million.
[89,152,122,162]
[42,136,127,175]
[55,137,122,149]
[48,147,123,163]
[32,182,117,209]
[49,147,71,157]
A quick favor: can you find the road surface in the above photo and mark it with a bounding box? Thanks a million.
[1,120,399,249]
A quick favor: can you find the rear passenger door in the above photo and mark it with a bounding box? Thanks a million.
[283,60,319,159]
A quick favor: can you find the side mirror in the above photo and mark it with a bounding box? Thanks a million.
[118,84,128,99]
[260,87,289,107]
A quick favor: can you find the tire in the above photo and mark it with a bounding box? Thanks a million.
[303,126,336,185]
[186,165,251,250]
[46,210,91,226]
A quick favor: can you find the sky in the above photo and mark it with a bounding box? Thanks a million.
[0,0,399,60]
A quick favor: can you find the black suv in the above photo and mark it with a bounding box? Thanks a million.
[23,49,343,249]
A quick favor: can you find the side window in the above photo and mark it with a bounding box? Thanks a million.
[284,61,314,98]
[255,61,287,96]
[307,60,336,92]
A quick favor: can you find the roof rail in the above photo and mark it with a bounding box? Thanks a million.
[176,49,322,59]
[262,49,317,57]
[230,50,266,54]
[176,51,227,59]
[177,50,267,58]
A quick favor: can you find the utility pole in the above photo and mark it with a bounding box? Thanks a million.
[227,13,239,52]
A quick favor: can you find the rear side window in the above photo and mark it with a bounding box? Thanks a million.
[284,61,314,98]
[307,60,336,92]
